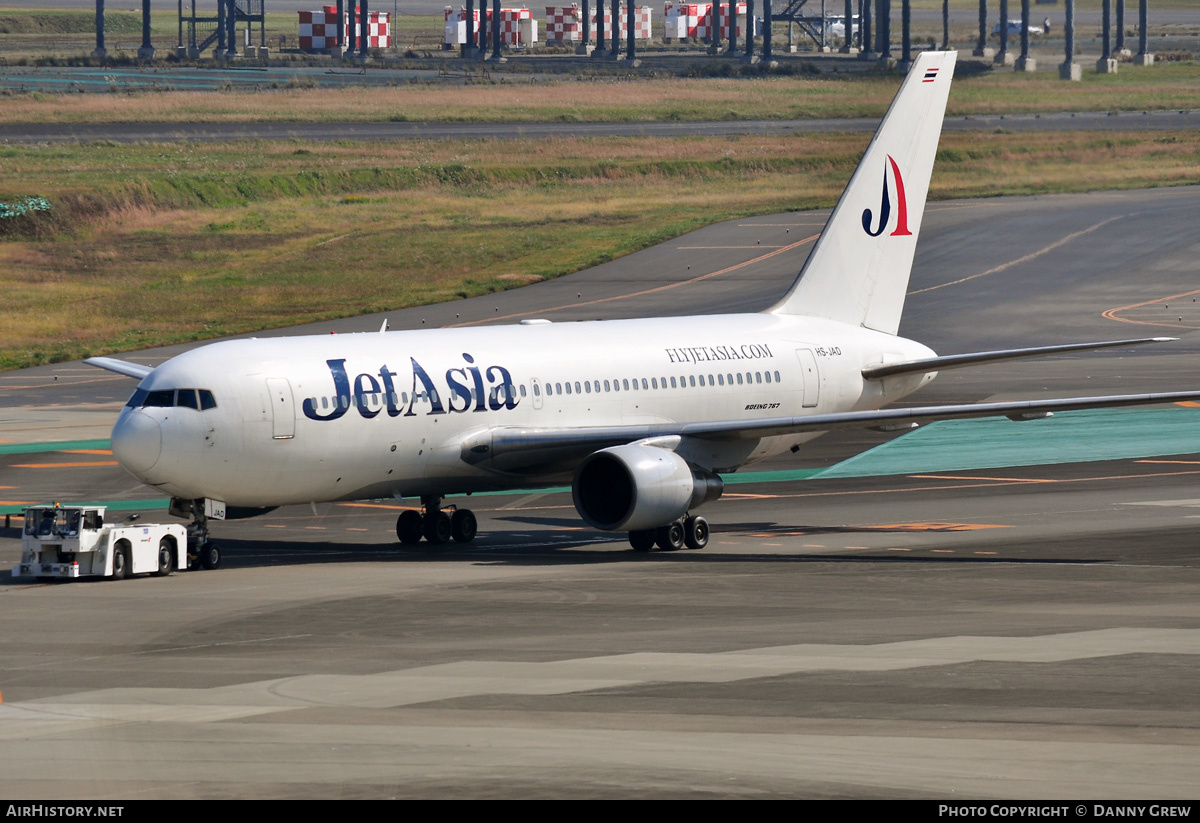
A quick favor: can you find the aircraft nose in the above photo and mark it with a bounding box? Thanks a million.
[111,410,162,474]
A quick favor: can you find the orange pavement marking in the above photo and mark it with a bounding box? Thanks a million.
[13,461,119,468]
[446,233,821,328]
[1176,402,1200,408]
[1,500,39,506]
[931,549,956,554]
[1102,288,1200,330]
[910,216,1122,296]
[62,449,114,455]
[1136,459,1200,465]
[910,474,1054,483]
[337,502,418,511]
[862,522,1009,532]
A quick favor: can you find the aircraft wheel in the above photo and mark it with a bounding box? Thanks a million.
[200,543,221,571]
[396,510,423,545]
[655,522,685,552]
[451,509,477,543]
[155,538,175,576]
[629,529,655,552]
[111,541,129,580]
[684,516,710,550]
[423,511,452,545]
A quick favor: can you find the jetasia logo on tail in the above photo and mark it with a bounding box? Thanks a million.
[861,154,913,238]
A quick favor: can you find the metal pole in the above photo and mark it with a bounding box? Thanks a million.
[744,0,754,59]
[217,0,224,52]
[1137,0,1148,58]
[1020,0,1029,61]
[877,0,888,59]
[491,0,501,58]
[360,0,369,59]
[344,0,354,54]
[763,0,772,60]
[942,0,948,49]
[901,0,910,65]
[226,0,236,55]
[861,0,871,56]
[714,0,721,50]
[975,0,986,56]
[582,0,590,52]
[1101,0,1111,60]
[728,0,737,54]
[611,0,618,54]
[1115,0,1125,53]
[464,0,473,56]
[139,0,154,59]
[841,0,852,52]
[998,0,1009,61]
[94,0,106,58]
[627,0,635,59]
[596,0,604,52]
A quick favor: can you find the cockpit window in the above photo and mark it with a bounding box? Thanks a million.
[126,387,218,411]
[144,390,175,407]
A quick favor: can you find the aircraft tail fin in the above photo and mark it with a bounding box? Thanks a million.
[769,51,957,335]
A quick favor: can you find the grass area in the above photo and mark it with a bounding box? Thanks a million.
[1,128,1198,370]
[3,61,1200,125]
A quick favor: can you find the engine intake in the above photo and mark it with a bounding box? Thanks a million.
[572,443,723,532]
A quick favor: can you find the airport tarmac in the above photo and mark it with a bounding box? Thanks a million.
[2,186,1200,798]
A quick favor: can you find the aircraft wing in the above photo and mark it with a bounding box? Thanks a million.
[460,390,1200,471]
[84,357,154,380]
[862,337,1175,380]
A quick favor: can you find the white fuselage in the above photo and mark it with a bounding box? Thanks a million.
[110,312,936,508]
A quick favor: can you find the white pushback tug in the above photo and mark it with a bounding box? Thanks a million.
[12,503,203,581]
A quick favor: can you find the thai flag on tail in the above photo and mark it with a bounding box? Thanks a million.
[922,67,939,83]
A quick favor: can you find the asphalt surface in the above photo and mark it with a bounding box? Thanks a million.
[4,107,1200,143]
[2,187,1200,798]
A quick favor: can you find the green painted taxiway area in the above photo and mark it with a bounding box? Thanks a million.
[4,407,1199,515]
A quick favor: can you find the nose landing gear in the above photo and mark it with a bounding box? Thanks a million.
[170,498,222,571]
[396,496,477,546]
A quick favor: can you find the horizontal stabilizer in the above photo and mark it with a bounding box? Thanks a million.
[84,357,154,380]
[862,337,1177,380]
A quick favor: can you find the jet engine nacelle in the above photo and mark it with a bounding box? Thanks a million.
[572,443,723,532]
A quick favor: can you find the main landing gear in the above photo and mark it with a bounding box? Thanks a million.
[628,515,709,553]
[396,495,477,546]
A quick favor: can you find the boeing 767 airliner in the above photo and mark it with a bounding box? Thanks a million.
[87,51,1200,569]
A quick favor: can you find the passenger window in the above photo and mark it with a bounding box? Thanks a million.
[144,390,174,407]
[566,383,572,395]
[670,377,677,388]
[755,372,762,384]
[736,374,743,385]
[575,381,581,394]
[718,374,725,386]
[177,389,199,409]
[764,372,771,384]
[604,380,610,392]
[520,385,527,397]
[689,375,696,387]
[641,378,648,390]
[775,370,781,382]
[623,379,630,391]
[584,381,591,394]
[651,378,658,389]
